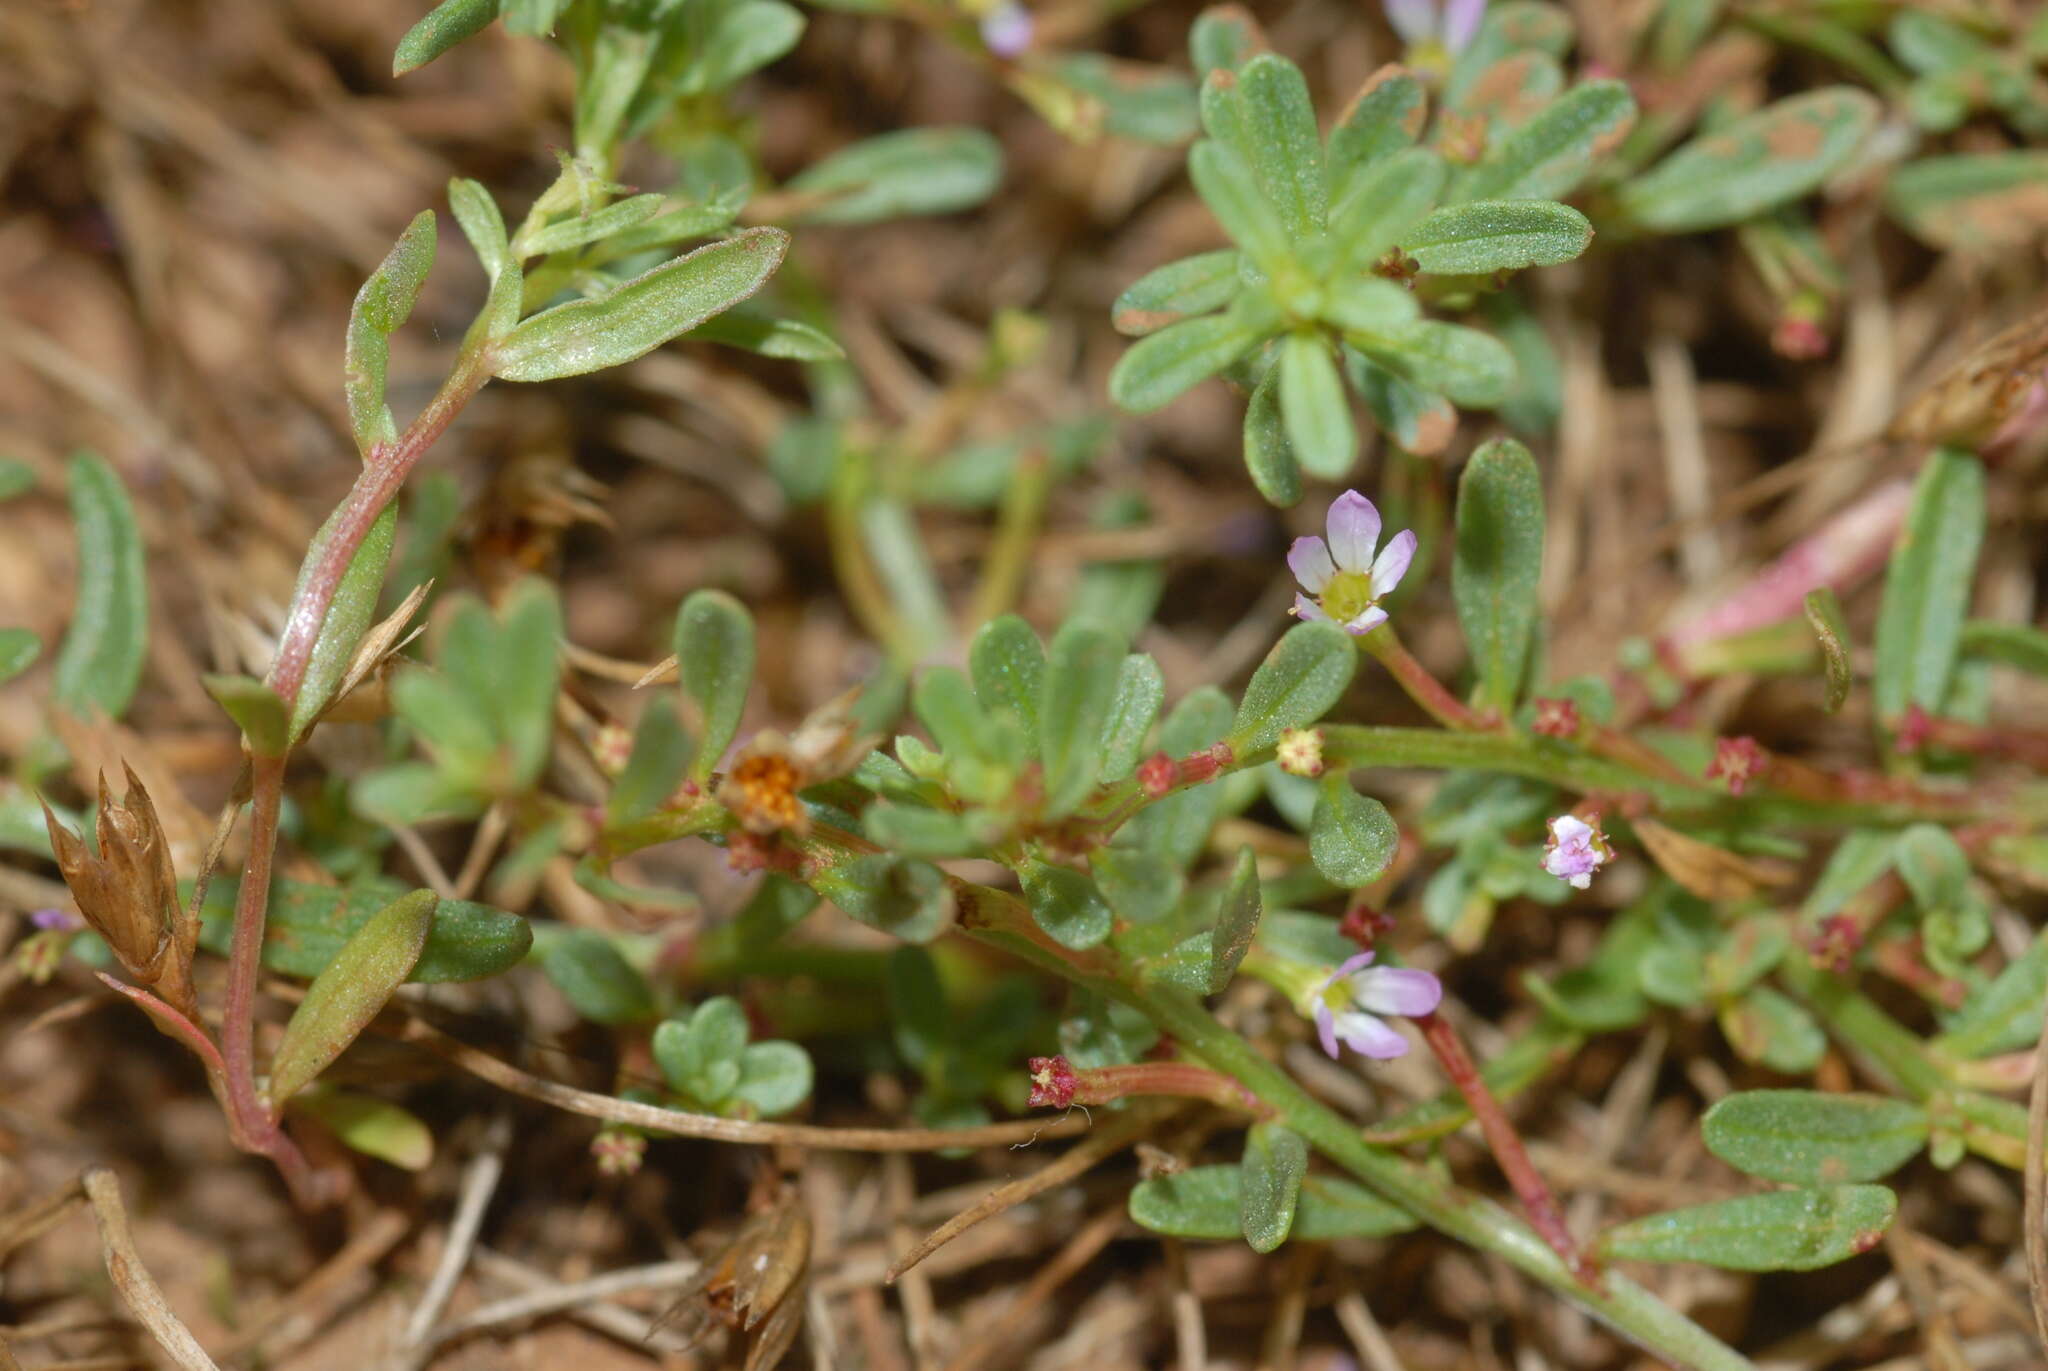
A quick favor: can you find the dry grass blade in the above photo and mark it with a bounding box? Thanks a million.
[80,1169,220,1371]
[935,1205,1127,1371]
[0,1176,85,1261]
[888,1103,1177,1282]
[427,1258,700,1346]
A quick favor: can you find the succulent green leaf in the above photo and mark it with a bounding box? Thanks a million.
[1020,859,1114,951]
[685,308,843,361]
[1130,1164,1416,1240]
[788,128,1003,224]
[1352,320,1514,408]
[269,889,436,1103]
[1113,250,1243,337]
[1209,845,1263,994]
[970,614,1045,750]
[1039,620,1126,817]
[1109,304,1272,414]
[1278,333,1355,481]
[344,210,436,456]
[203,675,291,757]
[537,927,656,1026]
[1233,55,1327,241]
[1452,437,1544,712]
[393,0,500,74]
[1872,447,1984,725]
[493,228,787,381]
[1187,139,1295,274]
[197,875,528,982]
[1230,622,1356,754]
[1595,1185,1897,1272]
[0,628,40,686]
[1886,152,2048,252]
[1243,363,1303,507]
[1328,68,1426,194]
[1308,774,1399,887]
[1090,846,1183,925]
[693,0,805,90]
[1719,986,1826,1074]
[862,802,983,859]
[1239,1122,1309,1253]
[675,588,756,781]
[291,1088,434,1170]
[1457,80,1635,203]
[1619,88,1879,233]
[1331,147,1448,273]
[1959,619,2048,675]
[519,193,667,257]
[653,995,750,1102]
[815,854,952,943]
[1934,929,2048,1059]
[608,698,693,824]
[733,1041,813,1116]
[1803,587,1852,713]
[52,452,148,721]
[289,504,398,741]
[1703,1089,1928,1186]
[1048,54,1199,146]
[1405,200,1592,276]
[1099,653,1165,784]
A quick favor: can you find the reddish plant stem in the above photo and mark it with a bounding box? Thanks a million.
[1413,1010,1594,1284]
[1907,713,2048,772]
[1360,628,1495,732]
[1072,1062,1268,1115]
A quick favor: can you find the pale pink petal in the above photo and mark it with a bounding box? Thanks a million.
[1369,528,1418,597]
[1334,949,1378,978]
[1294,592,1331,624]
[1355,966,1443,1018]
[1325,490,1381,573]
[1288,536,1337,593]
[1383,0,1438,44]
[1315,1002,1341,1058]
[1343,605,1390,636]
[1336,1011,1411,1059]
[1443,0,1487,52]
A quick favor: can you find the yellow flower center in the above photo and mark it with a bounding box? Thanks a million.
[1318,569,1377,626]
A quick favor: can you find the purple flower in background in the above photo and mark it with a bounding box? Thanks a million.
[980,2,1034,58]
[1288,490,1417,637]
[1312,951,1442,1060]
[1541,814,1611,890]
[31,907,82,931]
[1384,0,1487,54]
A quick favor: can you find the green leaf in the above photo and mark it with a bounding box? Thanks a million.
[1958,620,2048,676]
[608,698,693,824]
[1209,845,1263,994]
[1229,622,1356,754]
[1238,1122,1309,1253]
[1330,146,1448,272]
[1405,200,1592,276]
[1897,823,1971,913]
[269,889,436,1103]
[1039,620,1127,817]
[815,854,952,943]
[1308,774,1399,887]
[913,667,994,764]
[1886,152,2048,252]
[537,927,656,1026]
[685,307,844,361]
[203,675,291,757]
[1803,587,1852,713]
[1020,859,1114,951]
[1109,300,1274,413]
[289,504,398,741]
[1327,68,1426,194]
[1243,363,1304,507]
[1188,6,1265,79]
[1458,80,1635,203]
[1346,350,1455,452]
[197,876,529,982]
[654,995,750,1103]
[1090,846,1183,925]
[0,628,40,685]
[1596,1185,1897,1272]
[1233,55,1327,242]
[970,614,1045,751]
[1704,1090,1928,1185]
[493,579,563,786]
[344,210,436,456]
[1872,447,1984,724]
[788,128,1003,224]
[1934,929,2048,1059]
[675,589,756,781]
[1130,1164,1416,1240]
[1099,653,1165,784]
[733,1041,813,1116]
[1619,88,1879,233]
[52,452,148,721]
[1188,139,1294,272]
[519,193,666,257]
[1452,437,1544,713]
[493,228,788,381]
[1113,249,1243,337]
[393,0,500,74]
[1719,986,1826,1074]
[1638,945,1707,1007]
[1278,333,1355,481]
[1047,54,1200,146]
[862,802,984,858]
[0,458,34,502]
[1352,320,1514,408]
[291,1089,434,1170]
[693,0,805,89]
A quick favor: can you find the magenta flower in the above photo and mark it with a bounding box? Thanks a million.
[1541,814,1611,890]
[1385,0,1487,54]
[1312,951,1442,1060]
[979,2,1034,58]
[1289,491,1418,637]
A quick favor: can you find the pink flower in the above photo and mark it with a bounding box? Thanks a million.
[1705,736,1766,796]
[1289,491,1418,637]
[1541,814,1611,890]
[1384,0,1487,53]
[1312,951,1442,1060]
[979,3,1034,58]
